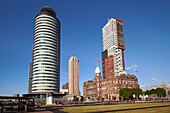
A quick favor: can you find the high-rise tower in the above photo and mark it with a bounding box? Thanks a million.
[102,18,125,78]
[31,6,60,93]
[68,56,80,96]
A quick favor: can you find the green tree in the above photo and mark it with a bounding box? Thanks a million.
[119,88,130,100]
[131,88,143,97]
[119,88,143,100]
[155,88,166,97]
[145,90,150,95]
[144,88,166,97]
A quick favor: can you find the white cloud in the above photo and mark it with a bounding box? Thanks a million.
[125,67,132,70]
[151,77,158,82]
[126,64,139,70]
[132,64,139,69]
[140,84,150,91]
[151,84,157,89]
[141,81,170,91]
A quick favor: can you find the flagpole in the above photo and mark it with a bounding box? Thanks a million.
[96,59,100,67]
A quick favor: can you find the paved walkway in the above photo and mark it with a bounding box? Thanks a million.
[1,106,67,113]
[28,106,67,113]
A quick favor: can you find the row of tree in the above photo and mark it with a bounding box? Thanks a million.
[119,87,166,100]
[145,88,166,97]
[119,88,142,100]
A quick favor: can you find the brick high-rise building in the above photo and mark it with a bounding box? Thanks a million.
[104,55,114,78]
[102,18,125,78]
[83,18,139,101]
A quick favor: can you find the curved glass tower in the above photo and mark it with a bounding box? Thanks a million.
[32,6,60,93]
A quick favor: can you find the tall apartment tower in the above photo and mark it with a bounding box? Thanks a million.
[68,56,80,96]
[102,18,125,78]
[31,6,60,93]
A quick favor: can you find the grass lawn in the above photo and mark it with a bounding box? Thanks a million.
[113,107,170,113]
[60,102,170,113]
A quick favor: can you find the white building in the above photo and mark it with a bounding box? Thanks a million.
[31,6,60,93]
[60,89,69,94]
[102,18,125,78]
[68,56,80,96]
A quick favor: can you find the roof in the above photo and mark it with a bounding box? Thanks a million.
[40,6,56,17]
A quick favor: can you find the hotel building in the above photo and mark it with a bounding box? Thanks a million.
[83,66,139,101]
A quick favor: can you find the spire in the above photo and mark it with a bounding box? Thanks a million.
[95,66,101,74]
[95,59,101,74]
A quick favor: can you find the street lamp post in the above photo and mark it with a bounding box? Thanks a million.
[145,95,148,101]
[139,94,142,101]
[133,94,136,101]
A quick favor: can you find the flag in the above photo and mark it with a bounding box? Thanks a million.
[97,59,100,62]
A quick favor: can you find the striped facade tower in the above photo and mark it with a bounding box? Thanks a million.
[32,6,60,93]
[102,18,125,78]
[68,56,80,96]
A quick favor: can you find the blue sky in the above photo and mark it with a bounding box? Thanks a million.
[0,0,170,95]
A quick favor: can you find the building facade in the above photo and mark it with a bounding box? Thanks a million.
[83,66,139,101]
[31,6,60,93]
[60,82,69,94]
[68,56,80,96]
[104,55,114,78]
[62,82,69,90]
[166,88,170,100]
[28,62,33,94]
[102,18,125,78]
